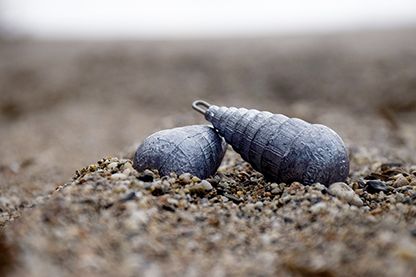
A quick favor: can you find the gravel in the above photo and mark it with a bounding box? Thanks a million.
[3,149,416,276]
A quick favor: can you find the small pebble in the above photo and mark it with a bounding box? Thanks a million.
[312,183,326,191]
[192,176,201,183]
[107,162,118,170]
[120,192,137,202]
[328,182,363,207]
[111,173,127,180]
[365,180,388,194]
[255,201,264,208]
[393,175,409,187]
[200,180,213,191]
[121,162,133,170]
[271,188,280,195]
[179,173,192,184]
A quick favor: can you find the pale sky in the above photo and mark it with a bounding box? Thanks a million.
[2,0,416,39]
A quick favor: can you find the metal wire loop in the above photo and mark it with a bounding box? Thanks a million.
[192,100,211,115]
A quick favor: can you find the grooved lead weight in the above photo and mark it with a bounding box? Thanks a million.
[193,100,349,185]
[134,125,227,179]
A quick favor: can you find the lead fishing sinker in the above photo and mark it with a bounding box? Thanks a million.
[134,125,227,179]
[193,100,349,186]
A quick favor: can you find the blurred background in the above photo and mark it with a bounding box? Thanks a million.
[0,0,416,200]
[2,0,416,38]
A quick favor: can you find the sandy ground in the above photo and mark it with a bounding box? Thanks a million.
[0,28,416,276]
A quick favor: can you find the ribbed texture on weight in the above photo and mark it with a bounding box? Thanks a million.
[134,125,227,179]
[206,105,349,185]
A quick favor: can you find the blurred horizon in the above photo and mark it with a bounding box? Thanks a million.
[1,0,416,39]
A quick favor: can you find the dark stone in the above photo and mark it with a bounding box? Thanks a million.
[137,173,154,182]
[365,180,388,193]
[358,179,367,188]
[320,188,329,195]
[283,217,294,223]
[120,192,137,202]
[161,204,175,212]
